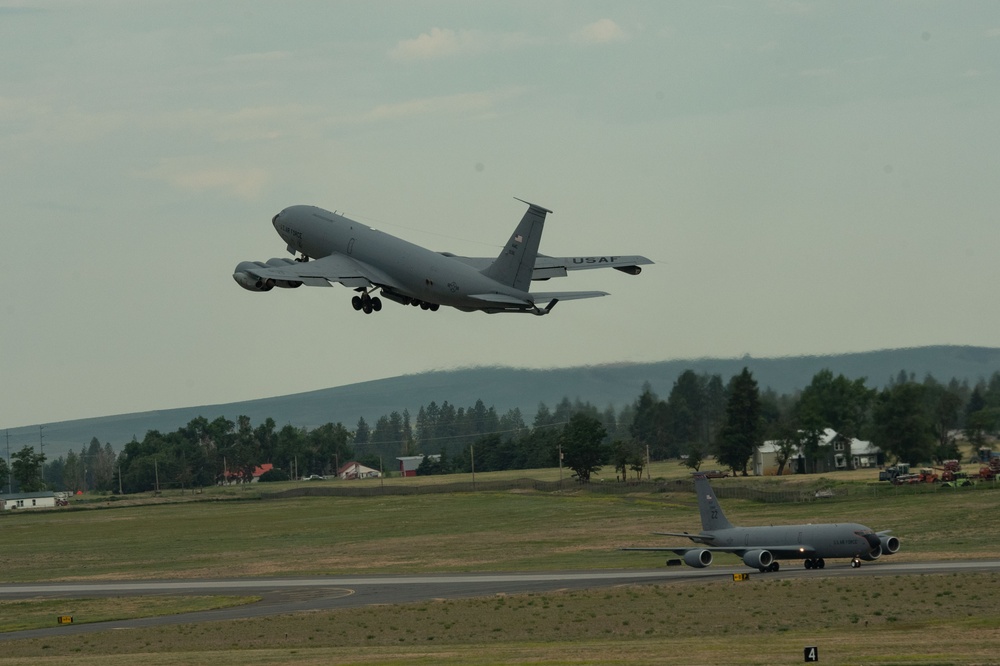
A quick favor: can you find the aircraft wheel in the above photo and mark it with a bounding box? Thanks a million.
[351,296,363,311]
[363,302,373,314]
[851,559,860,569]
[770,562,780,572]
[420,302,430,310]
[372,297,382,311]
[818,558,825,569]
[430,303,439,311]
[804,559,813,569]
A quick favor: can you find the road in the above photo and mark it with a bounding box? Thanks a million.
[2,560,998,641]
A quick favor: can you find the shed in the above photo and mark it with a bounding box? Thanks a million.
[0,491,57,511]
[396,455,440,477]
[338,461,382,480]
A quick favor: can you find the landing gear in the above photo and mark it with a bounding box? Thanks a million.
[768,561,780,572]
[351,292,382,314]
[351,288,438,313]
[804,558,826,570]
[851,558,861,569]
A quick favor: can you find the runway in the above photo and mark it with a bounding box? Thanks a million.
[2,559,998,641]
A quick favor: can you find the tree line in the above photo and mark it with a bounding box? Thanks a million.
[7,367,1000,495]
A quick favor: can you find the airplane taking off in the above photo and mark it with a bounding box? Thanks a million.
[623,474,900,572]
[233,199,652,315]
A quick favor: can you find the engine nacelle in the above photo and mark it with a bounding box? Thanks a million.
[683,549,713,568]
[233,260,301,291]
[742,549,774,570]
[861,545,881,561]
[879,534,900,555]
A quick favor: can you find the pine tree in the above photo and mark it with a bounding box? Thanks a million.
[718,368,762,476]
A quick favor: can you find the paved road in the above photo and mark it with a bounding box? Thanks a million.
[2,560,998,641]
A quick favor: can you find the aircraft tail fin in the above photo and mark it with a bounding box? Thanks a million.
[693,474,733,531]
[481,199,549,291]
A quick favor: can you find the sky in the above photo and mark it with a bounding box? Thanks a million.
[2,1,999,429]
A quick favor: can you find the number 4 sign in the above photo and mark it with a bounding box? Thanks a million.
[804,646,819,662]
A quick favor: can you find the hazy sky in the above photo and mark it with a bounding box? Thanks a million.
[3,1,999,429]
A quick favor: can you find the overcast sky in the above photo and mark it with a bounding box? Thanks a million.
[2,1,999,429]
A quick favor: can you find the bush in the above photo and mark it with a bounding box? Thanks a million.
[259,468,290,483]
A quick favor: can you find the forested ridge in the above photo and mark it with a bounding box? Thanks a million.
[8,366,999,495]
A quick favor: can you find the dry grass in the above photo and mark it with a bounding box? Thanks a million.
[1,574,998,664]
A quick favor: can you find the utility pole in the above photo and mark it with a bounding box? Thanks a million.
[5,430,10,493]
[470,444,475,491]
[558,443,563,487]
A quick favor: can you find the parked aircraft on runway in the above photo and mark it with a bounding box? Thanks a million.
[233,199,652,315]
[624,473,900,572]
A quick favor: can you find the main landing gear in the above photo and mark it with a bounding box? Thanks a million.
[760,562,780,573]
[804,558,826,570]
[351,292,382,314]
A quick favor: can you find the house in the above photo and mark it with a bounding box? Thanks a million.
[753,428,883,476]
[223,463,274,483]
[397,455,440,477]
[338,461,381,480]
[0,491,58,511]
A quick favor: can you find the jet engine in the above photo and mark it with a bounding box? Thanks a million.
[861,545,881,561]
[742,549,774,570]
[683,549,713,568]
[233,260,302,292]
[879,534,900,555]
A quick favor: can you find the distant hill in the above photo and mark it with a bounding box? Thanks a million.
[8,346,1000,460]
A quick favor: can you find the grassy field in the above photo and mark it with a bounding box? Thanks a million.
[1,574,998,664]
[0,596,258,632]
[2,465,999,664]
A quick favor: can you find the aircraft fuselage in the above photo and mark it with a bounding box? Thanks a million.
[272,205,532,310]
[699,523,881,560]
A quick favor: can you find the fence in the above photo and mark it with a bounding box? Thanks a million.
[262,474,999,502]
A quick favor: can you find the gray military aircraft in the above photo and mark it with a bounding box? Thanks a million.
[233,199,652,315]
[624,473,900,572]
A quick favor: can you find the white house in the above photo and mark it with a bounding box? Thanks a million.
[0,491,58,510]
[753,428,882,476]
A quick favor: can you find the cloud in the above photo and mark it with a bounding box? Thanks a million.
[141,160,268,200]
[389,27,529,61]
[390,27,481,60]
[573,19,627,44]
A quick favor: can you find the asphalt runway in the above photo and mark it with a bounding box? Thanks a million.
[2,559,999,641]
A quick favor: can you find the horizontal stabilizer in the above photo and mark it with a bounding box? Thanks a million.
[533,255,653,275]
[530,290,608,302]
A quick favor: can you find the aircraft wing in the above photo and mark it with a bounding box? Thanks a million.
[443,254,652,280]
[623,545,819,558]
[244,254,403,291]
[468,291,608,307]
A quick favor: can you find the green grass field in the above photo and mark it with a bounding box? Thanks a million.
[2,466,999,664]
